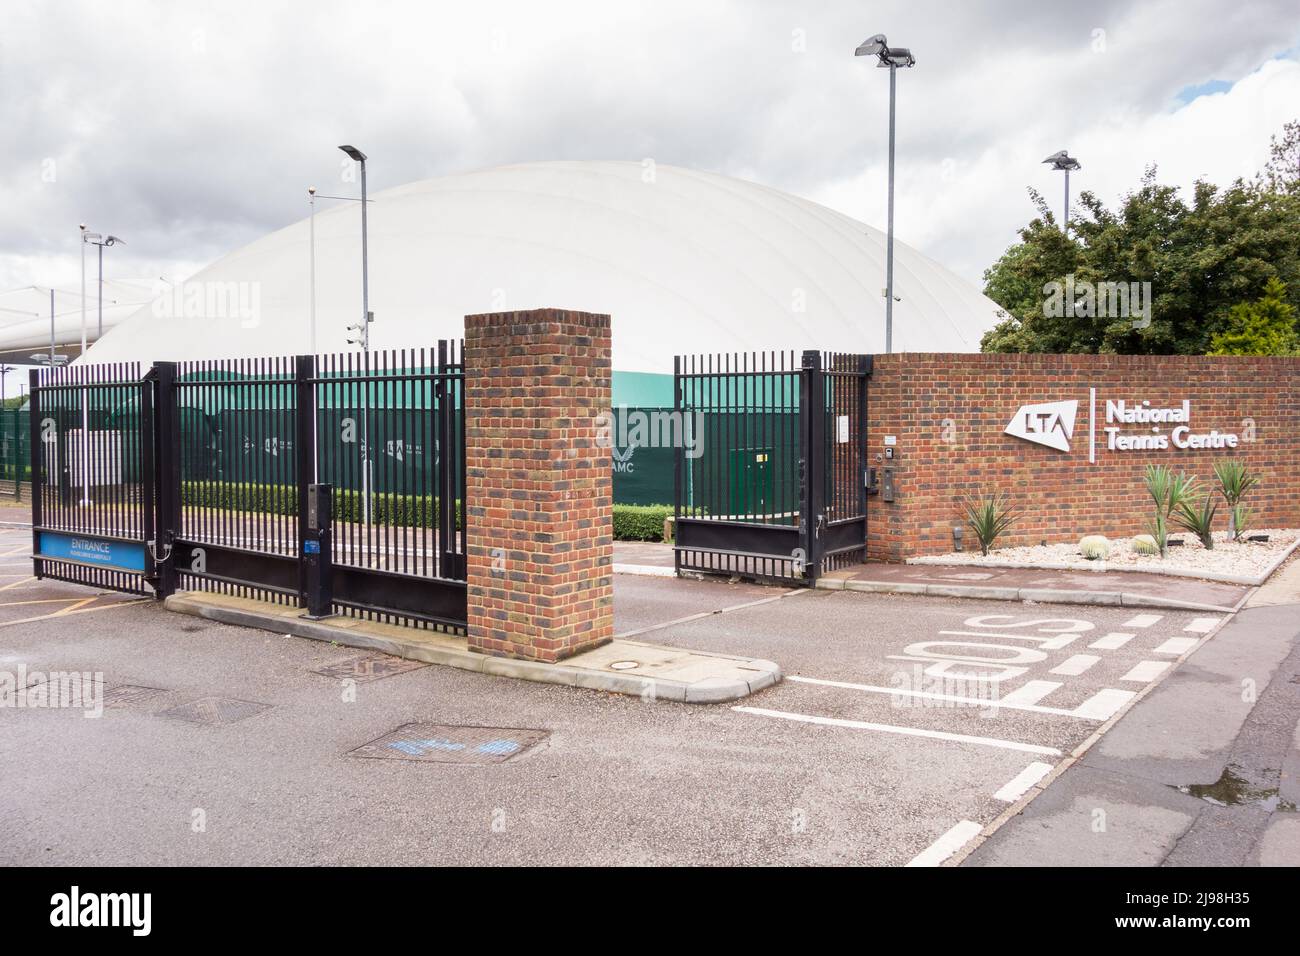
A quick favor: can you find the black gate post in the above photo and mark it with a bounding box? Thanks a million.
[28,369,42,577]
[858,354,872,559]
[436,340,457,579]
[294,354,316,606]
[672,354,681,577]
[140,366,158,591]
[154,361,180,597]
[799,350,825,583]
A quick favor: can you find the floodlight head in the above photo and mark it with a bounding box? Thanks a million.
[339,144,367,162]
[879,47,915,68]
[855,34,887,57]
[308,186,316,196]
[1043,150,1081,171]
[104,235,124,246]
[855,34,915,68]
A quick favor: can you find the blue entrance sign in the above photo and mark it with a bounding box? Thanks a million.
[37,532,145,574]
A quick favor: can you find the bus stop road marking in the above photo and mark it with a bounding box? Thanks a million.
[731,705,1062,756]
[1122,614,1164,628]
[1120,660,1170,683]
[784,674,1118,721]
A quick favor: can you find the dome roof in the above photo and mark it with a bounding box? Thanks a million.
[84,161,1001,371]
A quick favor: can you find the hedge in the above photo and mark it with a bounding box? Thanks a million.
[181,481,673,542]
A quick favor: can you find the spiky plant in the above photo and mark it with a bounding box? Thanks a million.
[961,491,1018,557]
[1213,459,1259,541]
[1173,493,1219,549]
[1143,464,1198,558]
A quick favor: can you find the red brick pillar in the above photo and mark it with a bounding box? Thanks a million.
[463,308,614,662]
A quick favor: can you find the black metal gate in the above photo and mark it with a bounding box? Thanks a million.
[30,343,468,631]
[672,349,872,585]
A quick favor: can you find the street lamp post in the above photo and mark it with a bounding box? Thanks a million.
[338,145,373,546]
[855,34,916,355]
[1043,151,1082,235]
[308,186,317,355]
[77,229,124,507]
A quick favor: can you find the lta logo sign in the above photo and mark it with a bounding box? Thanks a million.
[1004,400,1078,452]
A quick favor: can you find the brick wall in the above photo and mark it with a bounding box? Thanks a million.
[867,354,1300,562]
[464,308,614,662]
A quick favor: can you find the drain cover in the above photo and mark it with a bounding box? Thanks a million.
[103,684,168,709]
[159,697,271,725]
[313,655,430,682]
[349,723,549,764]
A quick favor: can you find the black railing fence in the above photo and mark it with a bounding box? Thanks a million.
[30,343,467,630]
[673,349,871,585]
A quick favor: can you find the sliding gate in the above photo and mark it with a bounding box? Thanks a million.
[673,350,872,585]
[30,344,468,631]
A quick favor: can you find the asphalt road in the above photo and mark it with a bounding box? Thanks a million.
[0,531,1227,866]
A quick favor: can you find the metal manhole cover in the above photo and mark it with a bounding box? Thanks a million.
[103,684,168,709]
[158,696,271,725]
[349,723,549,764]
[312,655,430,682]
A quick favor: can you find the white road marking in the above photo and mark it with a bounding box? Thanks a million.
[1050,654,1100,676]
[1153,637,1198,656]
[784,675,1105,720]
[731,706,1062,756]
[1122,614,1163,628]
[1000,680,1061,706]
[1073,688,1137,720]
[993,761,1055,802]
[1090,632,1134,650]
[1184,617,1221,634]
[1120,660,1170,683]
[907,820,984,867]
[1040,634,1081,650]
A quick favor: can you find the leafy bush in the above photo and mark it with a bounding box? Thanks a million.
[961,491,1017,556]
[1142,465,1198,558]
[613,504,672,541]
[1173,493,1219,549]
[180,481,669,542]
[1079,535,1111,560]
[1213,459,1260,541]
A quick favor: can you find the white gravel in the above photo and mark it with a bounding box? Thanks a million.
[910,529,1300,580]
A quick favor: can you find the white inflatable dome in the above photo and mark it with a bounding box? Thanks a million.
[84,160,1001,375]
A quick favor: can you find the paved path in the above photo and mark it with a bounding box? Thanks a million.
[963,559,1300,867]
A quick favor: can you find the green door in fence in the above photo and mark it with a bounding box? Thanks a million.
[727,447,775,517]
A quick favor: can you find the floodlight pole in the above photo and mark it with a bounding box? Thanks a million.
[1063,167,1071,237]
[339,145,373,549]
[308,187,317,355]
[885,61,897,355]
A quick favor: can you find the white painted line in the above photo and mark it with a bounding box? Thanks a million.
[1000,680,1062,707]
[1072,688,1137,720]
[906,820,984,867]
[993,761,1055,802]
[1120,660,1170,683]
[784,675,1104,720]
[612,564,676,577]
[1184,617,1220,634]
[1090,632,1134,650]
[1040,634,1081,650]
[1153,637,1198,656]
[731,706,1062,756]
[1050,654,1100,676]
[1122,614,1163,628]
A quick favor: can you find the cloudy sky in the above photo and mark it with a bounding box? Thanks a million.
[4,0,1299,298]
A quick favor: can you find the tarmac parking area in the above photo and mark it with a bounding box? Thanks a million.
[0,537,1224,866]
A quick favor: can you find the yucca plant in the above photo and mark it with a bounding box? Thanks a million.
[1213,459,1259,541]
[961,491,1018,556]
[1143,464,1198,558]
[1173,493,1218,549]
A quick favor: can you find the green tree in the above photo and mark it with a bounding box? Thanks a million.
[1207,278,1299,355]
[981,122,1300,355]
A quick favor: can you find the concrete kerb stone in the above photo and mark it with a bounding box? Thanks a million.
[164,592,778,705]
[818,577,1237,612]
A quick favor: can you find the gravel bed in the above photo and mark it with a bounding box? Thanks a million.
[909,529,1299,579]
